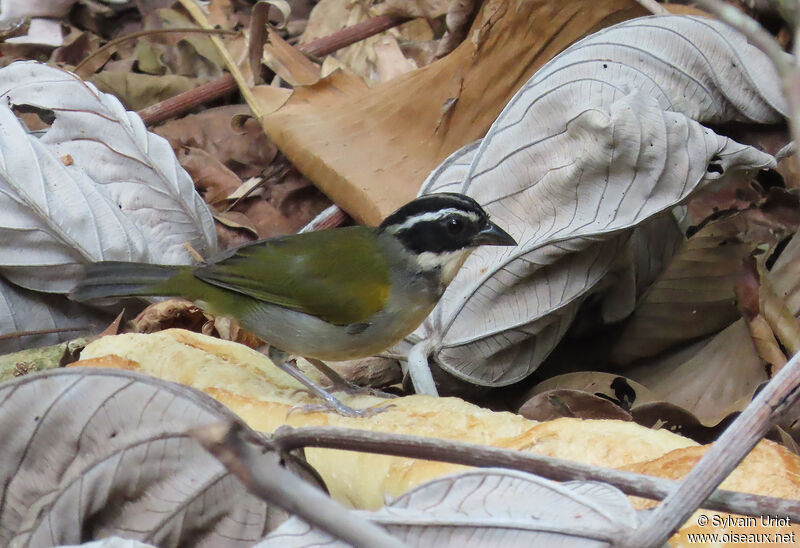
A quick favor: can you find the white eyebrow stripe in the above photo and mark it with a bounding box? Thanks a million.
[387,208,480,233]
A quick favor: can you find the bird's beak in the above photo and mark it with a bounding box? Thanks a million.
[472,222,517,246]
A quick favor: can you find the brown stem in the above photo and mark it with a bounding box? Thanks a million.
[269,426,800,522]
[137,15,408,126]
[302,15,408,58]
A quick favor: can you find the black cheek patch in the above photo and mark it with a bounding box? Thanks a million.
[396,221,474,254]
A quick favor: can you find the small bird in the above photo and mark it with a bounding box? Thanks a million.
[71,193,516,416]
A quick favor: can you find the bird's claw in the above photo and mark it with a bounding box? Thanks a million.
[328,379,398,399]
[290,381,396,400]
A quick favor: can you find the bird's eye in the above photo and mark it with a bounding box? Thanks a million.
[446,217,465,235]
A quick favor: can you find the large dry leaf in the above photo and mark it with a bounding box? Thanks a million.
[0,61,217,294]
[611,191,800,365]
[261,0,648,224]
[619,215,800,425]
[397,15,783,389]
[60,540,156,548]
[0,368,304,547]
[625,310,767,426]
[0,276,112,353]
[257,470,637,547]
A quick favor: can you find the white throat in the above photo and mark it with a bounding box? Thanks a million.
[415,248,474,286]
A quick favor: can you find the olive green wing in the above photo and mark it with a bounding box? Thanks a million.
[193,227,391,325]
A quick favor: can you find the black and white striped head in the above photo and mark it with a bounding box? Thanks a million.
[380,193,516,281]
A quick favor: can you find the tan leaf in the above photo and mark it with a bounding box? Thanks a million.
[373,0,452,18]
[611,191,800,365]
[519,389,634,421]
[154,105,279,179]
[262,27,321,86]
[373,36,417,82]
[214,210,262,238]
[133,298,209,334]
[260,0,647,223]
[178,146,244,205]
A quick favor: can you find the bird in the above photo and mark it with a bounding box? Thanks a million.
[70,193,516,416]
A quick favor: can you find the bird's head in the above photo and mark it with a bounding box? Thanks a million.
[378,193,517,284]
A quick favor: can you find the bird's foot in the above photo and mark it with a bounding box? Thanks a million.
[288,401,396,418]
[326,378,398,399]
[276,358,395,418]
[305,358,397,399]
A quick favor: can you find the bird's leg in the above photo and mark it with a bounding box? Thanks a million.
[268,347,393,418]
[305,358,397,399]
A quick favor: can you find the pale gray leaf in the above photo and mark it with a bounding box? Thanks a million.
[0,368,293,548]
[0,277,113,353]
[58,538,156,548]
[397,15,781,387]
[256,469,636,547]
[0,61,217,293]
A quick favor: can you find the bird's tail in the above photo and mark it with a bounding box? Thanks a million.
[70,261,184,302]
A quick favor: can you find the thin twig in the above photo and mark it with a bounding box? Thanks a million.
[137,15,408,125]
[269,426,800,521]
[0,326,91,341]
[193,422,407,547]
[624,350,800,547]
[74,27,239,75]
[298,204,351,232]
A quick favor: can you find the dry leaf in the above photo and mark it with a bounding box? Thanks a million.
[623,224,800,425]
[373,36,417,82]
[0,62,217,295]
[66,329,800,546]
[214,210,262,238]
[91,71,206,110]
[373,0,452,19]
[133,298,210,333]
[520,371,737,442]
[0,0,76,19]
[258,470,637,546]
[154,105,278,180]
[0,368,309,546]
[519,389,635,422]
[298,0,429,83]
[397,15,783,391]
[267,0,647,224]
[611,190,800,365]
[736,257,789,370]
[262,27,321,86]
[3,17,64,46]
[178,146,244,205]
[625,321,767,425]
[0,276,111,353]
[60,539,157,548]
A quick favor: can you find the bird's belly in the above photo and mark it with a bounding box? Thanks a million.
[239,297,435,361]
